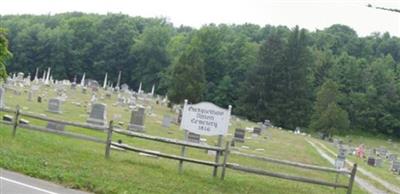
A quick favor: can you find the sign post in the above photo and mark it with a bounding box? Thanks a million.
[179,99,231,176]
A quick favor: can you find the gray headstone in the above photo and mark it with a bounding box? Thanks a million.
[48,98,61,113]
[28,90,33,101]
[128,107,145,132]
[162,115,172,128]
[253,127,262,135]
[46,121,65,131]
[187,132,200,144]
[367,157,375,166]
[3,115,12,122]
[234,128,246,143]
[388,154,398,162]
[86,103,107,126]
[376,147,388,157]
[0,87,4,107]
[392,161,400,172]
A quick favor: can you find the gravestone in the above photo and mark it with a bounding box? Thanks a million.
[3,115,12,122]
[86,103,107,126]
[233,128,246,143]
[46,121,65,131]
[392,161,400,172]
[19,119,29,125]
[335,148,347,169]
[105,92,112,99]
[0,87,4,108]
[376,147,388,157]
[28,90,33,101]
[253,127,262,135]
[82,87,87,94]
[388,154,398,162]
[37,96,42,103]
[48,98,62,113]
[187,132,200,144]
[128,107,145,132]
[375,158,383,167]
[162,115,172,128]
[367,157,382,167]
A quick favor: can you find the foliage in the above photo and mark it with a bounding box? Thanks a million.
[1,13,400,137]
[310,80,349,136]
[0,28,12,80]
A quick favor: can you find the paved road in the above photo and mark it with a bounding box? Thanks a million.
[0,169,89,194]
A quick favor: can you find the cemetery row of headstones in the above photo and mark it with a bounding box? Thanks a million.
[332,140,400,175]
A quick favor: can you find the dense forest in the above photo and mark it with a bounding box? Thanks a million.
[1,13,400,138]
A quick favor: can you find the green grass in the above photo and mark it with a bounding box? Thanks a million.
[0,86,367,194]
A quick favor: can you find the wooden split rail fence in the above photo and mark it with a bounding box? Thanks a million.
[0,105,357,193]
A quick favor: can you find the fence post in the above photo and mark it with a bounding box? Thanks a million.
[221,141,230,180]
[12,105,20,137]
[346,163,357,194]
[178,130,188,173]
[213,135,223,177]
[105,120,113,159]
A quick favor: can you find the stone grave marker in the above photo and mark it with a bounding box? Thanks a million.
[37,96,42,103]
[335,148,347,169]
[367,157,382,167]
[19,119,29,125]
[388,154,398,162]
[28,90,33,101]
[0,87,4,108]
[162,115,172,128]
[375,158,383,167]
[233,128,246,143]
[392,161,400,172]
[46,121,65,131]
[253,127,262,135]
[376,147,388,157]
[86,103,107,126]
[128,106,145,132]
[187,132,200,144]
[3,115,12,122]
[48,98,62,113]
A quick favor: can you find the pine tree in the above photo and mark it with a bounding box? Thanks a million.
[310,80,349,137]
[167,46,206,104]
[0,28,12,80]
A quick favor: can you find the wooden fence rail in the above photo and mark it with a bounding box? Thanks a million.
[111,142,220,167]
[113,128,224,151]
[225,163,349,188]
[231,151,351,174]
[110,128,228,176]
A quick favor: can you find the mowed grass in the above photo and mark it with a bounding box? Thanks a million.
[1,86,366,194]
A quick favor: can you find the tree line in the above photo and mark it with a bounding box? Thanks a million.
[1,12,400,138]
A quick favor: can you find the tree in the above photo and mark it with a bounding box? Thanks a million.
[237,30,286,122]
[0,28,12,80]
[310,80,349,137]
[167,45,206,104]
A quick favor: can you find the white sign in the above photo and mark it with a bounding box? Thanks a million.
[180,101,231,136]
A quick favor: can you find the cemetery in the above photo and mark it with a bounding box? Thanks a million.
[0,72,384,194]
[1,4,400,193]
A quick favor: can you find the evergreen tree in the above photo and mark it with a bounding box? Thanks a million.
[0,28,12,80]
[237,31,286,122]
[167,46,206,104]
[310,80,349,137]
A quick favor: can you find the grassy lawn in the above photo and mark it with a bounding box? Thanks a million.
[0,86,367,194]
